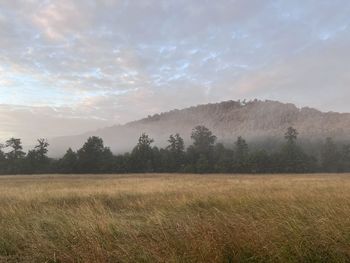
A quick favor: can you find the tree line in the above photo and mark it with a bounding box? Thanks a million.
[0,126,349,174]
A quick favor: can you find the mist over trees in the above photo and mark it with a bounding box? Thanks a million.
[1,126,350,174]
[48,99,350,158]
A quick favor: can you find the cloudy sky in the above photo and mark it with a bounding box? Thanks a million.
[1,0,350,143]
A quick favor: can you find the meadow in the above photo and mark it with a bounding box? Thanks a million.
[0,174,350,263]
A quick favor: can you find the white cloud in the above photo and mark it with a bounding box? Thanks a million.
[0,0,350,141]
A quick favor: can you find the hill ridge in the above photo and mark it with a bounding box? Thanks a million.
[49,99,350,157]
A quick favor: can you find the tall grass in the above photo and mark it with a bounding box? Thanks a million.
[1,174,350,262]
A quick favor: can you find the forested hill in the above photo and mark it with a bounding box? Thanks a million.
[49,100,350,157]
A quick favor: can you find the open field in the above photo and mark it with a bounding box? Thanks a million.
[1,174,350,262]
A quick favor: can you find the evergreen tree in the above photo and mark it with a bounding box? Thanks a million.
[5,124,350,175]
[191,126,217,155]
[151,146,163,172]
[166,133,185,171]
[77,136,113,173]
[321,137,340,172]
[157,148,172,172]
[184,145,197,173]
[279,127,313,173]
[249,150,270,173]
[233,136,249,173]
[25,139,50,174]
[284,127,298,144]
[213,143,233,173]
[0,143,4,158]
[0,144,6,174]
[58,148,78,173]
[35,139,49,162]
[340,144,350,172]
[190,126,217,172]
[196,154,210,173]
[130,133,155,172]
[25,150,39,174]
[114,153,132,173]
[5,138,25,160]
[5,138,25,174]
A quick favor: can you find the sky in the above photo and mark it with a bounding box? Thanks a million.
[1,0,350,143]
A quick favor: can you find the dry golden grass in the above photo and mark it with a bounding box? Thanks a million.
[1,173,350,262]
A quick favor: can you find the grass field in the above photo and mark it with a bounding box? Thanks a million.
[1,174,350,262]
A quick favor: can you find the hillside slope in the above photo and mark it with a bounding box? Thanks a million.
[49,100,350,156]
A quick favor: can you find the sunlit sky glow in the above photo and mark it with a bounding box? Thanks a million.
[1,0,350,143]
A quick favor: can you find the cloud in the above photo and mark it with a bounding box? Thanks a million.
[1,0,350,142]
[0,104,109,147]
[233,32,350,110]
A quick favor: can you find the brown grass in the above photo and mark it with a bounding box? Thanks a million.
[1,173,350,262]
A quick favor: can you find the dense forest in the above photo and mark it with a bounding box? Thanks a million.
[0,126,349,174]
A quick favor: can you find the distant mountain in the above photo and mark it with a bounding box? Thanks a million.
[49,100,350,157]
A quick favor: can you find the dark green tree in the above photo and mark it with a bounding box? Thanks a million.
[5,138,25,160]
[167,133,185,155]
[25,150,39,173]
[0,143,6,174]
[58,148,78,173]
[130,133,155,172]
[114,153,132,173]
[279,127,313,173]
[340,144,350,172]
[213,143,233,173]
[5,138,25,174]
[25,139,51,173]
[184,145,197,173]
[321,137,340,172]
[284,127,298,144]
[196,154,210,174]
[249,150,270,173]
[0,143,5,158]
[189,126,216,172]
[151,146,162,172]
[191,126,217,155]
[35,139,49,161]
[233,136,249,173]
[166,133,185,171]
[77,136,114,173]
